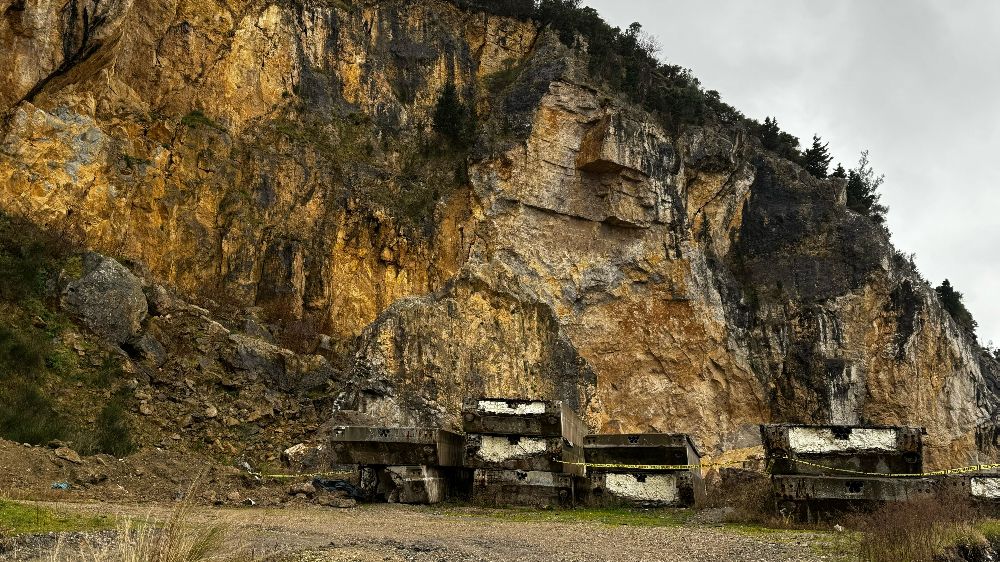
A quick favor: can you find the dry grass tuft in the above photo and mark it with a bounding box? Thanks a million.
[846,492,986,562]
[47,507,261,562]
[45,478,267,562]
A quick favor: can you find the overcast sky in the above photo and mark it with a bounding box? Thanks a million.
[583,0,1000,346]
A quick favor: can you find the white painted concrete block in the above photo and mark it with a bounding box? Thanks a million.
[478,400,546,415]
[605,473,678,503]
[971,478,1000,499]
[788,427,896,454]
[476,435,548,463]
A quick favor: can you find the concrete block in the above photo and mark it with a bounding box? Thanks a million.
[761,424,924,476]
[583,472,695,507]
[471,469,575,508]
[328,426,464,467]
[465,434,585,475]
[462,398,588,446]
[383,465,447,504]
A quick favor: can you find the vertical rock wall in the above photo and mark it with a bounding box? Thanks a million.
[0,0,996,466]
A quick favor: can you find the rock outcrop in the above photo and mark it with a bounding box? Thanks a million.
[62,252,148,344]
[1,0,997,467]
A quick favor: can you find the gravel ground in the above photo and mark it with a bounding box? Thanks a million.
[38,502,847,562]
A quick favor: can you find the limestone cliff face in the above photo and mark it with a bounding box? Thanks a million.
[1,0,997,467]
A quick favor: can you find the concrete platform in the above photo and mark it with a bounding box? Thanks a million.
[462,398,588,443]
[328,426,465,467]
[464,434,584,475]
[761,424,924,476]
[471,469,575,508]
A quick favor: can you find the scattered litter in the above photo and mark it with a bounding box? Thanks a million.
[51,482,71,490]
[312,478,365,500]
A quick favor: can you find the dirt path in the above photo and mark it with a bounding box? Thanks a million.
[42,502,847,562]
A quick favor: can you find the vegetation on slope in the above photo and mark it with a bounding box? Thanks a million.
[936,279,979,341]
[0,212,136,456]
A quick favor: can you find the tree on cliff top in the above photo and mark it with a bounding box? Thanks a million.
[803,134,833,178]
[846,150,888,224]
[756,117,802,162]
[936,279,978,340]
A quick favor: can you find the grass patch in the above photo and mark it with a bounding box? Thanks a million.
[0,501,111,536]
[181,110,226,132]
[445,506,692,527]
[978,518,1000,541]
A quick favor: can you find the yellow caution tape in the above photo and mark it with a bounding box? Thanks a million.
[251,458,1000,480]
[566,459,746,471]
[774,457,1000,478]
[259,470,357,480]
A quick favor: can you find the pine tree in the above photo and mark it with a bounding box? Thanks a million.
[935,279,978,339]
[830,163,847,179]
[803,134,832,178]
[755,116,802,162]
[759,117,781,151]
[846,150,888,224]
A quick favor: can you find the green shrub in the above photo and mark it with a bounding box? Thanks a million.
[0,324,48,376]
[181,110,225,132]
[0,213,78,301]
[433,82,475,147]
[0,381,68,445]
[91,391,137,457]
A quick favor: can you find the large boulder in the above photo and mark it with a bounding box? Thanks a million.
[220,333,338,393]
[62,253,148,345]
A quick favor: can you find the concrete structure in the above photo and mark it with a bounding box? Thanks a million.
[582,433,704,507]
[761,424,924,476]
[463,398,587,477]
[329,426,465,467]
[329,426,465,504]
[471,469,576,508]
[762,424,928,520]
[464,398,588,506]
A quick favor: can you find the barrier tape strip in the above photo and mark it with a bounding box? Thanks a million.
[253,458,1000,481]
[776,457,1000,478]
[258,470,357,480]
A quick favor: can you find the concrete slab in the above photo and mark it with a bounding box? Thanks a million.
[471,469,576,508]
[465,434,584,475]
[328,426,464,467]
[761,424,924,476]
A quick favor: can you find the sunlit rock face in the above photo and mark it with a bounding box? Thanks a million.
[1,0,997,467]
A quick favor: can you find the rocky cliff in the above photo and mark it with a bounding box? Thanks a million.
[2,0,997,468]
